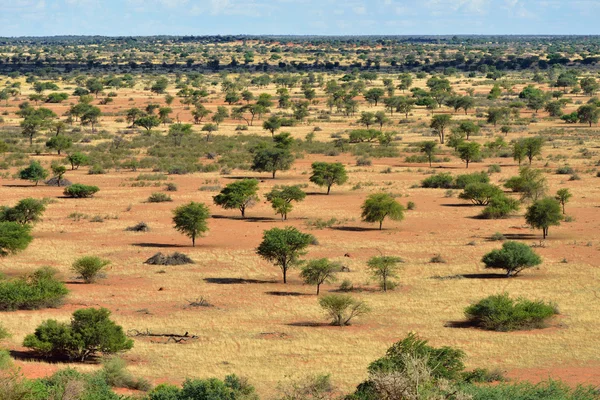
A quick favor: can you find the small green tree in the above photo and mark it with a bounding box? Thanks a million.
[419,141,438,167]
[19,161,48,186]
[0,222,33,257]
[71,256,111,283]
[251,147,294,179]
[555,188,572,214]
[172,202,210,247]
[23,307,133,361]
[459,183,503,206]
[213,179,259,218]
[262,116,282,136]
[361,193,405,230]
[45,135,72,155]
[456,142,481,168]
[482,241,542,277]
[134,115,160,132]
[300,258,339,295]
[309,162,348,195]
[318,294,369,326]
[525,197,563,239]
[265,185,306,220]
[367,256,403,292]
[430,114,452,144]
[51,163,67,186]
[0,198,46,225]
[522,137,544,164]
[455,120,480,140]
[66,152,88,170]
[256,227,314,284]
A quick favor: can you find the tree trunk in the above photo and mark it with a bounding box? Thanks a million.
[327,185,331,195]
[272,170,276,179]
[316,284,320,295]
[192,235,196,247]
[283,267,287,284]
[241,207,246,218]
[379,220,383,230]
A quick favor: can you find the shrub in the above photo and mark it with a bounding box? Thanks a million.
[165,182,178,192]
[339,279,354,292]
[318,294,369,326]
[556,165,574,175]
[462,367,506,383]
[0,222,33,257]
[429,254,447,263]
[71,256,110,283]
[88,164,106,175]
[482,241,542,277]
[0,198,46,225]
[125,222,149,232]
[23,307,133,361]
[454,172,489,189]
[490,232,506,241]
[480,195,520,219]
[356,156,372,166]
[101,357,152,391]
[421,173,453,189]
[464,293,558,331]
[487,164,501,174]
[367,332,466,380]
[63,184,99,198]
[406,201,416,210]
[459,183,503,205]
[0,267,68,311]
[147,192,172,203]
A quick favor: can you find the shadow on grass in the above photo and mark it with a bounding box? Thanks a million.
[444,320,476,329]
[265,291,311,297]
[460,273,509,279]
[305,192,329,196]
[131,243,188,248]
[440,203,479,208]
[331,226,381,232]
[211,215,277,222]
[286,322,331,327]
[9,350,99,364]
[501,233,538,240]
[204,277,277,285]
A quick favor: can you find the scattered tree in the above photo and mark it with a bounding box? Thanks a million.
[361,193,405,230]
[256,227,314,284]
[172,202,210,247]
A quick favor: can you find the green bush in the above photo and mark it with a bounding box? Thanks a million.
[71,256,110,283]
[0,198,46,225]
[487,164,501,174]
[0,221,33,257]
[147,192,172,203]
[482,241,542,277]
[0,267,68,311]
[464,293,558,331]
[454,172,489,189]
[421,173,454,188]
[23,307,133,361]
[459,183,503,205]
[480,195,520,219]
[367,332,466,380]
[101,357,152,391]
[147,375,257,400]
[63,184,99,198]
[460,379,599,399]
[318,294,369,326]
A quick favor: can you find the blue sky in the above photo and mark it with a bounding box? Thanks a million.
[0,0,598,37]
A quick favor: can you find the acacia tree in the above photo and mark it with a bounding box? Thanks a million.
[309,162,348,195]
[482,241,542,277]
[256,227,314,284]
[522,137,544,164]
[0,198,46,225]
[262,116,282,136]
[266,185,306,220]
[172,202,210,247]
[19,161,48,186]
[361,193,405,230]
[419,141,437,167]
[525,197,563,239]
[555,188,572,214]
[0,222,33,257]
[457,142,481,168]
[430,114,452,144]
[252,147,294,179]
[319,294,369,326]
[367,256,403,292]
[213,179,259,218]
[300,258,339,295]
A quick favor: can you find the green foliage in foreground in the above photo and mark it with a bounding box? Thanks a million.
[0,267,68,311]
[64,183,100,198]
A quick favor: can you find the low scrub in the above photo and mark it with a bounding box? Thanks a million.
[464,293,558,331]
[0,267,68,311]
[63,184,99,198]
[71,256,110,283]
[147,192,172,203]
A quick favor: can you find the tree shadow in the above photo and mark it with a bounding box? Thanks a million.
[286,322,331,327]
[203,277,277,285]
[305,192,329,196]
[331,226,382,232]
[211,215,277,222]
[501,233,538,240]
[131,243,188,248]
[265,291,311,297]
[441,203,479,208]
[2,184,35,188]
[9,349,99,364]
[444,320,476,329]
[460,273,509,279]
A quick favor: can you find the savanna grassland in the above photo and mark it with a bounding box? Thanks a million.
[0,36,600,398]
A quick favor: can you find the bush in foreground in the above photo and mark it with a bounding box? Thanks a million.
[63,183,99,198]
[0,267,68,311]
[23,307,133,361]
[0,222,33,257]
[148,375,257,400]
[464,293,558,331]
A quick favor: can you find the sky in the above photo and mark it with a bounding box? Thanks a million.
[0,0,598,37]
